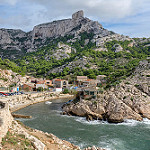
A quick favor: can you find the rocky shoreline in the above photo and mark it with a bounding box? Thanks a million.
[63,60,150,123]
[0,92,105,150]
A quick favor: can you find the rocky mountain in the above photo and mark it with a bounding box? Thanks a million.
[0,10,131,59]
[0,10,150,83]
[62,58,150,123]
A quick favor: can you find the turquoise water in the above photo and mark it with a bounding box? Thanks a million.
[15,99,150,150]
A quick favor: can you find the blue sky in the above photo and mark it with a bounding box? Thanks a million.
[0,0,150,37]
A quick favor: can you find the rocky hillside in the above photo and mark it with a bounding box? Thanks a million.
[0,10,150,84]
[63,58,150,123]
[0,10,130,59]
[0,68,40,88]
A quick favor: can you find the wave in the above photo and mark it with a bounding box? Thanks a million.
[75,117,103,125]
[66,115,150,127]
[99,138,126,150]
[142,118,150,124]
[116,118,150,126]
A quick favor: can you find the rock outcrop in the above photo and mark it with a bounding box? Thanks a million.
[0,101,13,142]
[0,68,39,87]
[0,10,131,59]
[63,59,150,123]
[31,10,103,42]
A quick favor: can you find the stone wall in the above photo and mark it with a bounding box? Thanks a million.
[0,101,13,142]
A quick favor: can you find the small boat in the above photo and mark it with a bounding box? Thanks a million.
[45,101,52,105]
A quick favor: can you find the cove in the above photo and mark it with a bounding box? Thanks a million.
[15,98,150,150]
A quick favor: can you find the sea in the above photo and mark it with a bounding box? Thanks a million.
[15,98,150,150]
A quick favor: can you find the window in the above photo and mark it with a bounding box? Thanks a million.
[90,91,94,95]
[63,81,66,85]
[85,91,89,95]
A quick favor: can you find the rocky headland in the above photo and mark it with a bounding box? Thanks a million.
[63,59,150,123]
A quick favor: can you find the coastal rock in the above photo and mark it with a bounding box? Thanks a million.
[106,96,142,123]
[113,43,123,52]
[63,59,150,123]
[63,101,103,120]
[0,102,13,142]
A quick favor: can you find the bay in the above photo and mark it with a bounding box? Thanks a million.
[15,98,150,150]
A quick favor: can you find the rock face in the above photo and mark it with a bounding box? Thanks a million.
[63,59,150,123]
[0,68,39,87]
[0,10,131,59]
[31,10,103,41]
[0,29,31,59]
[72,10,84,20]
[0,101,13,142]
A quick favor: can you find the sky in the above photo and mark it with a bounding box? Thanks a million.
[0,0,150,37]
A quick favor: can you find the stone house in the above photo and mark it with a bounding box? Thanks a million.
[82,79,98,87]
[35,80,53,90]
[76,76,97,87]
[76,76,88,86]
[52,79,68,88]
[79,87,99,99]
[77,76,88,82]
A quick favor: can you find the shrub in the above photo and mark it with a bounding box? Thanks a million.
[37,87,44,92]
[62,88,69,94]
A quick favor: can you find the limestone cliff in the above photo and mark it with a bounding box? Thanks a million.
[0,10,130,58]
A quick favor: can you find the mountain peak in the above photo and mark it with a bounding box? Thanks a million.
[72,10,84,20]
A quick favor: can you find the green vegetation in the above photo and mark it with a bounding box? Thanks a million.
[14,33,150,88]
[37,87,44,92]
[2,131,34,150]
[0,77,8,81]
[0,58,25,76]
[0,31,150,88]
[62,88,69,94]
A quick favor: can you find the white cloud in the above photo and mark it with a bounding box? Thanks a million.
[0,0,150,37]
[0,0,18,5]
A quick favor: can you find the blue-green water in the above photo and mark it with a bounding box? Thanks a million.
[15,99,150,150]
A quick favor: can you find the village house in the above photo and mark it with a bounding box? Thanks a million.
[52,79,68,92]
[52,79,68,88]
[21,83,36,91]
[79,87,99,100]
[76,76,87,86]
[36,82,47,90]
[77,76,88,82]
[82,79,98,87]
[35,80,53,90]
[76,76,97,87]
